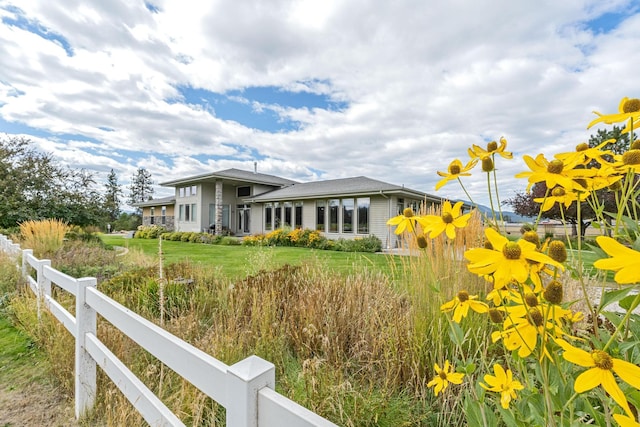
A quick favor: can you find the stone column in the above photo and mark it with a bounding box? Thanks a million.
[215,180,223,235]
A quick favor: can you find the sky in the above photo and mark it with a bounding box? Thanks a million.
[1,0,639,209]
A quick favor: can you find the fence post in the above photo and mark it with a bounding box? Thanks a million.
[226,355,276,427]
[35,259,52,323]
[21,249,33,280]
[75,277,97,419]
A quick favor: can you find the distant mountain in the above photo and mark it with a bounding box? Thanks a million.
[474,204,535,224]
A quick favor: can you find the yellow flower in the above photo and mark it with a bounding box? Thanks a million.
[468,136,513,160]
[556,338,640,417]
[534,186,588,212]
[387,207,428,235]
[515,154,595,192]
[481,364,524,409]
[613,414,640,427]
[593,236,640,284]
[465,228,564,289]
[554,140,614,166]
[422,200,472,239]
[441,290,489,323]
[495,305,562,359]
[426,360,465,396]
[588,97,640,129]
[435,158,478,190]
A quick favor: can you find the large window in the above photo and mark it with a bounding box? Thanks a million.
[178,204,184,221]
[328,199,339,233]
[150,207,155,224]
[295,202,303,228]
[342,198,354,233]
[316,201,325,231]
[357,197,370,233]
[274,202,282,228]
[284,202,292,227]
[265,203,273,231]
[161,206,166,225]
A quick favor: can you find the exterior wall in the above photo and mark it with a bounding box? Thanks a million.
[175,185,201,232]
[302,201,315,231]
[141,205,176,231]
[369,196,395,249]
[249,203,264,235]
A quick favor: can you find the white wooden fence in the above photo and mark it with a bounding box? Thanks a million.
[0,234,337,427]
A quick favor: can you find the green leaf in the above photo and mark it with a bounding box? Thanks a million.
[465,395,497,427]
[598,287,637,313]
[449,321,466,347]
[619,293,640,311]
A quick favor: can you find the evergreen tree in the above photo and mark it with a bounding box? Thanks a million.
[128,167,154,213]
[104,169,122,222]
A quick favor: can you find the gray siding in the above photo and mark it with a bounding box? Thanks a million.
[370,196,395,249]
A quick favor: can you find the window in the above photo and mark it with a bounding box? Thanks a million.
[295,202,303,228]
[185,204,190,221]
[357,197,370,233]
[179,204,185,221]
[191,203,197,222]
[237,186,251,197]
[328,199,339,233]
[150,207,155,225]
[274,202,282,228]
[191,185,197,196]
[265,203,273,231]
[283,202,292,227]
[342,198,354,233]
[316,201,325,231]
[179,187,185,197]
[161,206,166,225]
[397,198,404,215]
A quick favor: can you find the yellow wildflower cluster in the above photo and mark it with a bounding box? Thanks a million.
[402,97,640,423]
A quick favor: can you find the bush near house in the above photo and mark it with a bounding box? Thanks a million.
[242,228,382,253]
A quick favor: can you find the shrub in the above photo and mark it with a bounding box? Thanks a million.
[19,219,69,258]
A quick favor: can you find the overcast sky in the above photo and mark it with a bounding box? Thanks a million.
[0,0,638,209]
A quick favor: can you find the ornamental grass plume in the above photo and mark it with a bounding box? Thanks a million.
[19,218,69,258]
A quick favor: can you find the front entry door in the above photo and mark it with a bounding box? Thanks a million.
[237,205,250,234]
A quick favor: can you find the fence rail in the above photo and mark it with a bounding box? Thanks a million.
[0,234,337,427]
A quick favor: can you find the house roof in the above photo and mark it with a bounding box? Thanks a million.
[131,195,176,207]
[160,168,298,187]
[247,176,440,203]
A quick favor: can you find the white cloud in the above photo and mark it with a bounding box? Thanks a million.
[0,0,639,210]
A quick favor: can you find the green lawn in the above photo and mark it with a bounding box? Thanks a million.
[100,234,398,279]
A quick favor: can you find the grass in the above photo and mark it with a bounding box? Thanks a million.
[101,234,399,279]
[0,316,43,386]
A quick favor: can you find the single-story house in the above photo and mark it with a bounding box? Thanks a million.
[136,168,443,249]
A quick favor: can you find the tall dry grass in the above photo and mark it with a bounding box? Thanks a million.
[19,218,69,258]
[6,214,493,426]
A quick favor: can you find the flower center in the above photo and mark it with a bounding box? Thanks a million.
[482,157,494,172]
[403,207,415,217]
[417,235,428,249]
[622,98,640,113]
[576,142,589,152]
[632,140,640,150]
[547,159,564,174]
[524,293,538,307]
[489,308,504,324]
[502,242,522,260]
[548,240,567,263]
[522,231,540,247]
[439,370,449,380]
[592,350,614,370]
[449,164,461,175]
[527,308,544,327]
[551,187,565,197]
[622,149,640,166]
[543,280,563,305]
[487,141,498,152]
[457,290,469,302]
[442,212,454,224]
[484,241,493,250]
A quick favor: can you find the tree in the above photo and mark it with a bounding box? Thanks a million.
[128,167,154,213]
[0,136,109,228]
[505,126,636,236]
[104,169,122,223]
